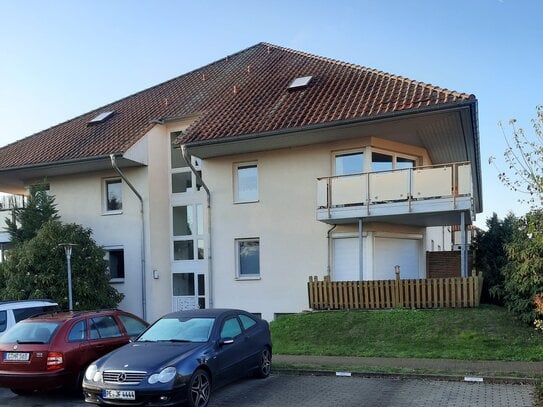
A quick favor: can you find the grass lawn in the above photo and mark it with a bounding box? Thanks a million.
[270,305,543,361]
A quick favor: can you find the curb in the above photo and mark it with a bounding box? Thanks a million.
[272,367,538,385]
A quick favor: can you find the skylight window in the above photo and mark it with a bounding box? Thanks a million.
[88,111,115,125]
[288,76,313,90]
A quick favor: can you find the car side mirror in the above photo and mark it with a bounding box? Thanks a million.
[219,337,234,346]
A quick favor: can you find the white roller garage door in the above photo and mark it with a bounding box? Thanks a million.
[332,237,360,281]
[374,237,420,280]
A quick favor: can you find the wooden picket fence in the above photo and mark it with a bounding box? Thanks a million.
[308,274,483,310]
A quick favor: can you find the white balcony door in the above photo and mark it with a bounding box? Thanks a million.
[332,237,360,281]
[374,237,420,280]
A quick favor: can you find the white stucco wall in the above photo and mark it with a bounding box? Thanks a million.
[47,125,174,322]
[204,137,431,321]
[50,166,147,317]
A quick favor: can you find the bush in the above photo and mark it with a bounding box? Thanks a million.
[499,211,543,323]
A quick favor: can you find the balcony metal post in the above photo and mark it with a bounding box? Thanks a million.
[358,219,364,280]
[460,211,466,278]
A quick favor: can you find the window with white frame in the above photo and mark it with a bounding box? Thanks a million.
[104,178,122,213]
[371,151,416,172]
[105,249,125,281]
[234,163,258,203]
[172,204,204,261]
[236,238,260,279]
[335,151,364,175]
[170,133,202,194]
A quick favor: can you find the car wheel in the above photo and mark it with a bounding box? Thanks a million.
[187,368,211,407]
[256,347,272,378]
[10,388,35,396]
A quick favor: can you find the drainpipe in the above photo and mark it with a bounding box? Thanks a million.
[110,154,147,320]
[180,145,213,308]
[326,225,337,276]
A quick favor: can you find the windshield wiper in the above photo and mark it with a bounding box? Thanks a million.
[16,340,47,344]
[157,339,192,343]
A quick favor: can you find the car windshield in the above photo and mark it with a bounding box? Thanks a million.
[137,317,214,343]
[0,321,60,344]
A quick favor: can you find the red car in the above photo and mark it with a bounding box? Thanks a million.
[0,309,148,395]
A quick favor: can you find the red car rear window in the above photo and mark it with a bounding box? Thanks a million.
[0,321,60,344]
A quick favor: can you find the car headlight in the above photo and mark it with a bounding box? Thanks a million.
[85,364,97,381]
[148,366,177,384]
[84,364,102,382]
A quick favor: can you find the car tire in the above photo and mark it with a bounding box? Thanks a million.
[10,388,35,396]
[187,368,211,407]
[256,347,272,378]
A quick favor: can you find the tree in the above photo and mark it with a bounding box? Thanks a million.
[0,220,124,310]
[497,211,543,324]
[473,212,515,304]
[490,105,543,208]
[5,183,59,244]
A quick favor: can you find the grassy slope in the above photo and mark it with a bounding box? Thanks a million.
[270,305,543,361]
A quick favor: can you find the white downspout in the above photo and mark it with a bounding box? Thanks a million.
[110,154,147,320]
[180,145,213,308]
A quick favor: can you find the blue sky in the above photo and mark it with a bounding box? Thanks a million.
[0,0,541,227]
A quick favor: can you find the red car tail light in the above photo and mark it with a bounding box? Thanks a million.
[46,352,64,370]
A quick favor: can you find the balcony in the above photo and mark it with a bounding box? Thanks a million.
[316,162,474,226]
[0,194,26,211]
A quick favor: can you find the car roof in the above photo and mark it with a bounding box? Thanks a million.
[23,309,125,323]
[0,299,58,310]
[162,308,248,319]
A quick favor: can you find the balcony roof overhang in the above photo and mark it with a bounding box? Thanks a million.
[0,155,142,194]
[185,101,482,213]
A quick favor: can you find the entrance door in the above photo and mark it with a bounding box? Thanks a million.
[172,273,206,311]
[332,238,360,281]
[374,237,420,280]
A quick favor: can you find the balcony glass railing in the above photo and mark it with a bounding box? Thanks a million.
[0,194,26,211]
[317,162,472,209]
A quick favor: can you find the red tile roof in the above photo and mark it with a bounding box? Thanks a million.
[0,42,475,169]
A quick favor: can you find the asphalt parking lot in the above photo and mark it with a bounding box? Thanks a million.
[0,373,535,407]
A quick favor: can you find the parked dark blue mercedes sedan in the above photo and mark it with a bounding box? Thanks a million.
[82,309,272,407]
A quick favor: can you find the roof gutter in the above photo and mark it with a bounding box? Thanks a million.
[110,154,147,320]
[180,145,213,308]
[183,99,478,148]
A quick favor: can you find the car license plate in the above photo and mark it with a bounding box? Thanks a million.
[4,352,30,361]
[103,389,136,400]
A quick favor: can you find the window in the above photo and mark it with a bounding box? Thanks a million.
[170,133,189,169]
[371,152,393,172]
[0,311,6,333]
[13,306,58,323]
[172,273,206,309]
[173,273,195,296]
[220,317,242,339]
[104,178,122,212]
[335,152,364,175]
[68,320,87,342]
[170,132,203,193]
[172,204,204,260]
[372,151,416,172]
[173,206,195,236]
[118,314,148,337]
[239,314,257,330]
[234,163,258,203]
[174,240,194,260]
[397,157,416,169]
[106,249,125,280]
[89,316,122,339]
[236,239,260,278]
